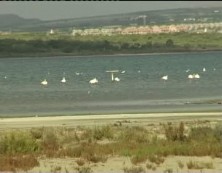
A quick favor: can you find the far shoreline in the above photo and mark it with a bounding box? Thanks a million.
[1,49,222,59]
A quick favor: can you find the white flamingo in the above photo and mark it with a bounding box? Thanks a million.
[194,74,200,79]
[61,77,66,83]
[114,77,120,82]
[89,78,98,84]
[188,74,194,79]
[161,75,168,80]
[41,79,48,85]
[188,74,200,79]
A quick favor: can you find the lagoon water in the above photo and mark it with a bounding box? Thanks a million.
[0,52,222,116]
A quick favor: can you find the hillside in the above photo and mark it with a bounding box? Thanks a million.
[0,7,222,32]
[0,14,41,30]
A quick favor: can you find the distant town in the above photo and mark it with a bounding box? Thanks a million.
[1,22,222,36]
[68,22,222,36]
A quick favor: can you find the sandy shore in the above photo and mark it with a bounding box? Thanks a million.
[0,112,221,129]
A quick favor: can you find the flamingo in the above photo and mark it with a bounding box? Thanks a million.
[61,77,66,83]
[41,79,48,85]
[89,78,98,84]
[161,75,168,80]
[114,77,120,82]
[188,74,194,79]
[194,74,200,79]
[188,74,200,79]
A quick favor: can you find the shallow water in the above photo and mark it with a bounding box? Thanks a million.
[0,52,221,116]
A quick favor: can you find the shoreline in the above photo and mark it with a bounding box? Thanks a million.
[1,112,221,129]
[1,112,222,121]
[1,49,222,59]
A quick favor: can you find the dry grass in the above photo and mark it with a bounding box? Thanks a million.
[177,160,184,169]
[51,165,62,173]
[148,155,165,165]
[187,160,214,169]
[0,121,221,171]
[146,163,156,170]
[0,154,39,172]
[75,166,93,173]
[123,166,146,173]
[76,158,85,166]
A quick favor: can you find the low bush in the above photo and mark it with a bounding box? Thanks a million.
[93,126,113,140]
[0,154,39,172]
[123,166,146,173]
[75,166,93,173]
[187,160,214,169]
[0,131,40,155]
[130,153,147,165]
[76,158,85,166]
[148,155,165,165]
[164,122,186,141]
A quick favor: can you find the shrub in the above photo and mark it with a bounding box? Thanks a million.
[86,154,107,163]
[119,126,149,143]
[76,159,85,166]
[51,165,62,173]
[30,127,44,139]
[41,129,59,152]
[189,126,215,142]
[148,155,165,165]
[75,166,93,173]
[123,166,146,173]
[186,160,213,169]
[93,126,113,140]
[177,160,184,169]
[146,163,156,170]
[0,154,39,172]
[164,122,186,141]
[130,153,147,165]
[0,131,40,154]
[164,168,173,173]
[214,123,222,143]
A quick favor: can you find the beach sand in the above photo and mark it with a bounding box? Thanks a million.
[0,112,221,129]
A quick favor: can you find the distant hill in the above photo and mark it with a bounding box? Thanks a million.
[1,7,222,32]
[0,14,41,30]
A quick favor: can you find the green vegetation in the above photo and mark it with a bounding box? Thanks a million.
[0,32,222,57]
[186,160,214,169]
[0,121,221,172]
[75,166,93,173]
[123,166,146,173]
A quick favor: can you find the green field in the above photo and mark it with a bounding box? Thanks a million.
[0,32,222,57]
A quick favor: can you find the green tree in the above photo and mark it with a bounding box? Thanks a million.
[166,39,174,47]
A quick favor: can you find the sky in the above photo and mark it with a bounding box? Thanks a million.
[0,1,222,21]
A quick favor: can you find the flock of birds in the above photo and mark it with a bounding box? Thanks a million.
[39,67,211,86]
[40,73,120,86]
[160,67,210,81]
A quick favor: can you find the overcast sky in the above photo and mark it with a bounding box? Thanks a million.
[0,1,222,20]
